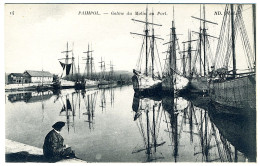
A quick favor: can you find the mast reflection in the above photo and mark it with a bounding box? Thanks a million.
[132,93,256,162]
[82,90,98,130]
[132,94,165,162]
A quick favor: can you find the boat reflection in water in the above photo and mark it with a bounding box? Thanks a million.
[82,90,98,130]
[54,89,100,132]
[132,94,166,162]
[53,88,115,132]
[132,93,256,162]
[8,90,53,103]
[6,86,255,162]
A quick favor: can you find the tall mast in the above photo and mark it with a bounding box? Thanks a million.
[191,5,217,76]
[151,9,155,78]
[199,5,202,76]
[103,59,106,80]
[99,57,103,80]
[66,42,69,66]
[130,6,163,76]
[71,43,75,76]
[183,43,186,76]
[173,24,176,71]
[231,4,236,77]
[60,42,72,77]
[41,67,43,86]
[182,37,197,78]
[188,30,192,77]
[203,5,206,76]
[252,4,256,71]
[78,55,80,75]
[90,43,93,79]
[83,43,94,79]
[151,28,155,78]
[145,7,148,76]
[172,7,176,71]
[87,44,90,78]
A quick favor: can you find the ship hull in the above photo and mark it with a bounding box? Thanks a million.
[209,74,256,110]
[188,76,208,93]
[98,81,117,89]
[132,74,162,95]
[98,80,109,89]
[53,79,75,89]
[75,79,98,90]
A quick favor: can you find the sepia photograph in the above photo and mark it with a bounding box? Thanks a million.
[3,1,257,163]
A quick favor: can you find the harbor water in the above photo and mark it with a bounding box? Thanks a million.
[5,86,256,162]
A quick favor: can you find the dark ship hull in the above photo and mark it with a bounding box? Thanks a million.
[209,74,256,110]
[188,76,208,93]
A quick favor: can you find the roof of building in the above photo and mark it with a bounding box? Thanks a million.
[24,70,53,77]
[9,73,24,77]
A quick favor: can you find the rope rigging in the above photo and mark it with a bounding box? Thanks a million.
[214,4,254,73]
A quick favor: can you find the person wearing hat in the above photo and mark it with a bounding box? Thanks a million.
[43,121,75,161]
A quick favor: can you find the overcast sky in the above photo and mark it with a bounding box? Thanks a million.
[5,4,254,75]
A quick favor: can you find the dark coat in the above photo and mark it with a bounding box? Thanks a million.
[43,129,66,160]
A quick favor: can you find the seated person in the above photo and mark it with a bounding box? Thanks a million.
[43,121,75,161]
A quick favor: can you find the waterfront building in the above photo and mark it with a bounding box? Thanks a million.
[23,70,53,83]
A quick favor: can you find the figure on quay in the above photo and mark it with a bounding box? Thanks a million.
[43,121,75,161]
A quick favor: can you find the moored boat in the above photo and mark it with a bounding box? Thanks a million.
[209,4,256,110]
[131,7,163,95]
[187,5,218,94]
[54,42,77,89]
[162,7,189,94]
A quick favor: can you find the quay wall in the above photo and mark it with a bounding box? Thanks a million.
[5,139,87,163]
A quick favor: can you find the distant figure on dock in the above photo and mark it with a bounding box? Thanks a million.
[43,121,75,161]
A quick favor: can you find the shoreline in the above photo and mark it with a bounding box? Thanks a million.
[5,83,131,92]
[5,139,87,163]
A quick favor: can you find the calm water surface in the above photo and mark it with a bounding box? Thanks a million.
[5,86,256,162]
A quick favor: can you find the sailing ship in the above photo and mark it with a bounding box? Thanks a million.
[98,58,117,89]
[209,4,256,110]
[131,7,164,95]
[187,5,218,93]
[162,7,189,94]
[107,61,118,88]
[75,44,98,89]
[97,57,109,88]
[117,74,126,86]
[53,42,77,89]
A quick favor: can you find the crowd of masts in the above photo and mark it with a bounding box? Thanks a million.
[132,4,255,81]
[59,42,117,82]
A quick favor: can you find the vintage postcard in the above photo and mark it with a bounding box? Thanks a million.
[4,2,256,163]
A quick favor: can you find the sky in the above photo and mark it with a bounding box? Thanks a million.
[4,3,255,75]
